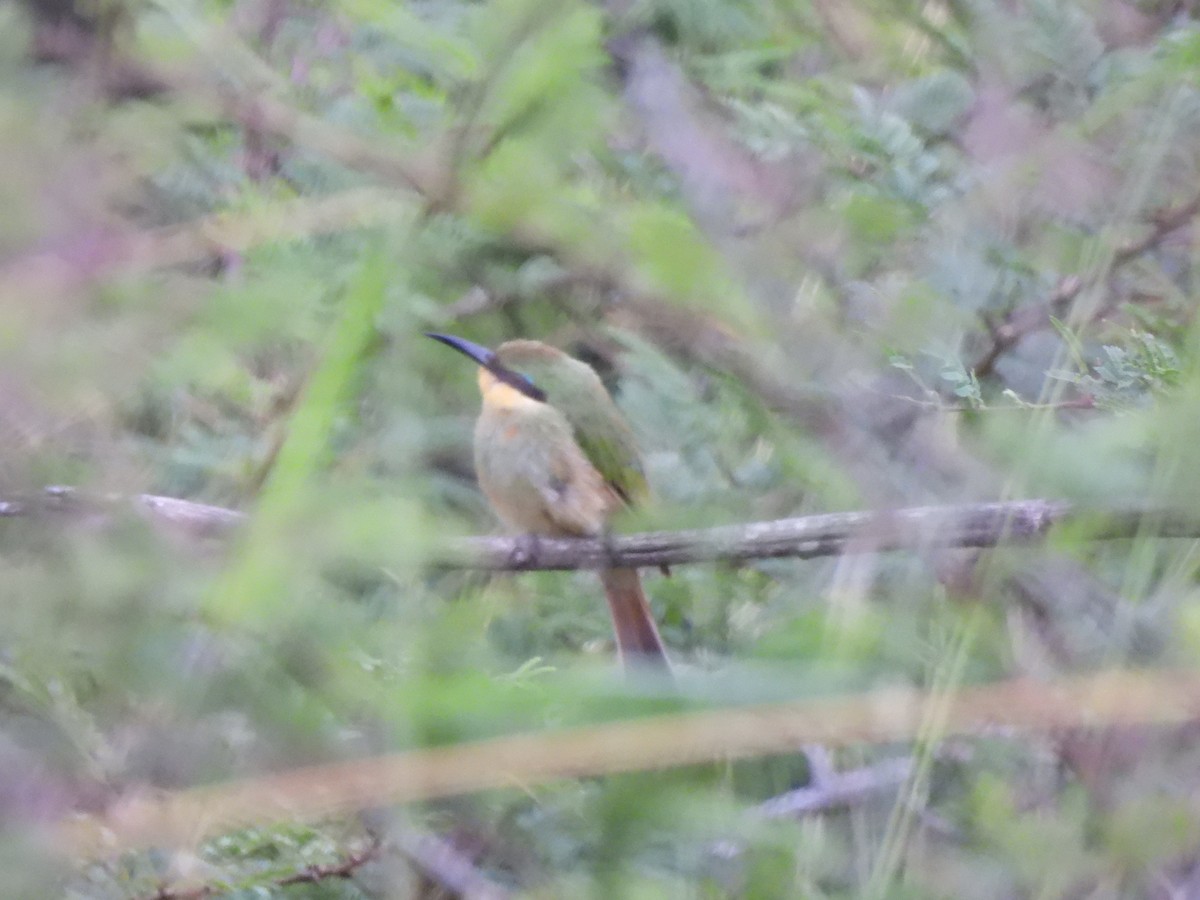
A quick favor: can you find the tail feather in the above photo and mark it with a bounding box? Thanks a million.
[599,568,671,673]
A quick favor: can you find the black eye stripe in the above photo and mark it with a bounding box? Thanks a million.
[492,364,546,402]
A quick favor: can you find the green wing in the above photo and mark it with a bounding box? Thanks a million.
[537,358,649,506]
[573,411,648,506]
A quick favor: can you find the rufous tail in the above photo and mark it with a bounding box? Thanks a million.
[599,568,671,673]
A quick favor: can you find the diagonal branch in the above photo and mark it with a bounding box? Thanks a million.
[389,825,513,900]
[756,756,915,819]
[972,190,1200,377]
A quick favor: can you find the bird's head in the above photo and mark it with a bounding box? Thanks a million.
[425,333,548,404]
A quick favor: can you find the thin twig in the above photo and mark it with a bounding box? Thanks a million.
[143,837,381,899]
[1113,193,1200,265]
[275,836,381,886]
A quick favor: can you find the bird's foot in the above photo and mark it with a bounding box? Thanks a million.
[509,533,543,569]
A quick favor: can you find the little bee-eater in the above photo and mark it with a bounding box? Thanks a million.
[427,333,670,672]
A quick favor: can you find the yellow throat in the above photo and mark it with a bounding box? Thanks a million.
[477,366,541,411]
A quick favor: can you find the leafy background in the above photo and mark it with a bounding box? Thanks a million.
[3,0,1200,896]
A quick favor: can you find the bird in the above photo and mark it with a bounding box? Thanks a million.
[427,332,670,673]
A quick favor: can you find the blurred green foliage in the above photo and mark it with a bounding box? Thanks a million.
[2,0,1200,895]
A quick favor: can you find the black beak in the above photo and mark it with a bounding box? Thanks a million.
[425,332,497,368]
[425,332,547,403]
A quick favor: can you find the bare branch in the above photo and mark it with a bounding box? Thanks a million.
[444,500,1191,571]
[757,756,914,819]
[6,488,1198,571]
[1114,193,1200,266]
[709,754,916,861]
[973,275,1084,378]
[0,487,246,540]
